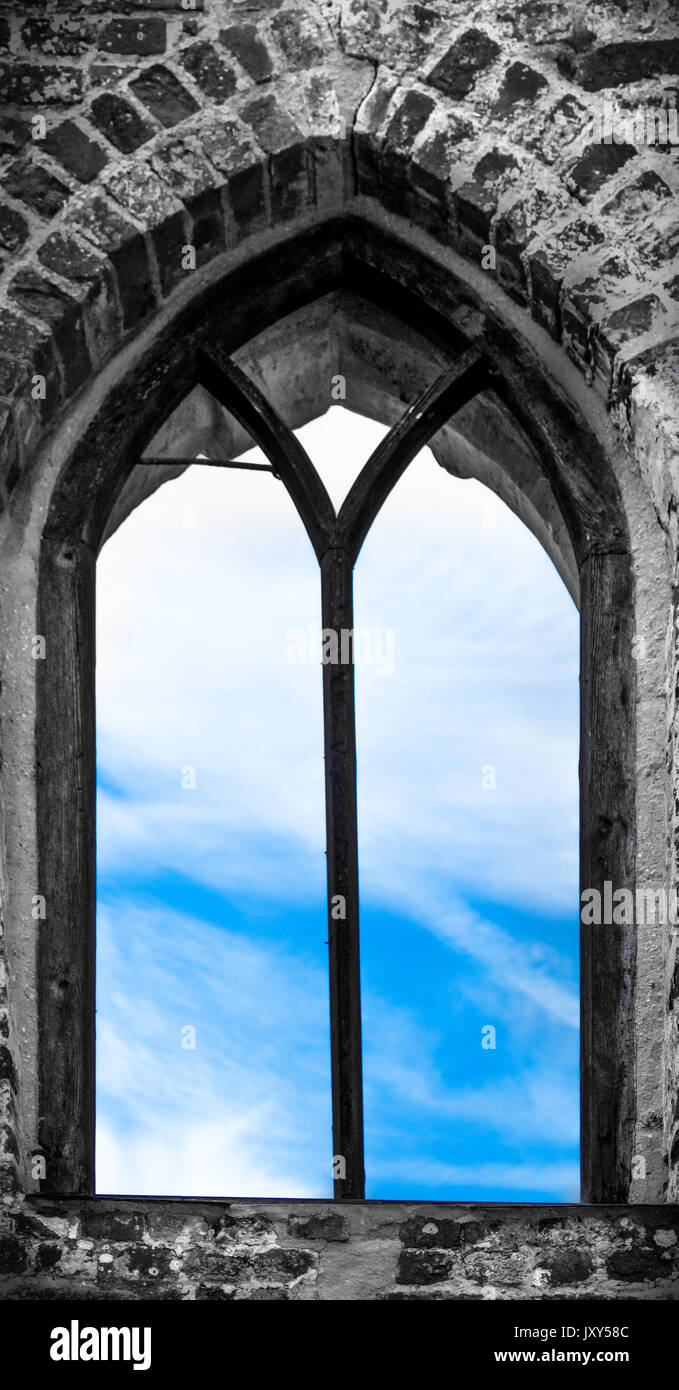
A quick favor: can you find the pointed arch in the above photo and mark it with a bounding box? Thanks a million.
[0,214,658,1203]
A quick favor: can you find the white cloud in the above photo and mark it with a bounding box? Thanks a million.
[96,899,332,1197]
[96,1119,316,1200]
[95,408,580,1197]
[96,900,577,1197]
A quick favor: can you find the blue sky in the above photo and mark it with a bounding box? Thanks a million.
[95,406,579,1201]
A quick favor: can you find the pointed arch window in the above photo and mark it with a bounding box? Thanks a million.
[138,344,489,1199]
[36,239,640,1209]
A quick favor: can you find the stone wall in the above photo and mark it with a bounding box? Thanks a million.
[0,0,678,1298]
[1,1198,678,1300]
[0,0,677,483]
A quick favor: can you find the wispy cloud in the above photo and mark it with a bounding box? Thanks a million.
[371,1158,580,1198]
[96,900,577,1199]
[96,900,332,1197]
[96,408,580,1200]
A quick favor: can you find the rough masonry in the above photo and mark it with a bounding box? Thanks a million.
[0,0,678,1299]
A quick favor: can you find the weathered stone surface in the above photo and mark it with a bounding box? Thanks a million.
[35,227,121,369]
[148,134,225,265]
[378,88,437,212]
[0,1236,27,1274]
[65,193,155,329]
[0,204,29,254]
[0,0,679,1303]
[566,141,637,199]
[271,10,324,70]
[89,92,155,153]
[400,1217,463,1249]
[99,18,167,57]
[130,65,200,127]
[38,229,109,289]
[0,61,84,105]
[397,1247,454,1284]
[181,41,237,101]
[599,294,667,353]
[36,1243,62,1270]
[529,217,606,336]
[88,62,134,89]
[240,95,308,222]
[219,24,273,83]
[600,171,673,222]
[494,61,549,113]
[545,1250,594,1285]
[384,89,436,153]
[1,160,70,219]
[97,0,204,9]
[198,112,266,233]
[571,40,679,92]
[427,28,501,100]
[20,17,93,59]
[606,1246,671,1282]
[561,250,641,372]
[44,121,108,184]
[408,120,471,236]
[0,117,31,156]
[8,267,91,396]
[287,1212,348,1241]
[0,1043,19,1091]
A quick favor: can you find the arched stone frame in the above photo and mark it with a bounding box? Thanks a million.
[0,209,668,1209]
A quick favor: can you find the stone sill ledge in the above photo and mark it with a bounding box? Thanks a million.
[0,1196,677,1300]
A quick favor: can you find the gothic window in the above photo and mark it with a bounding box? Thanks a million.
[36,248,639,1208]
[96,346,576,1201]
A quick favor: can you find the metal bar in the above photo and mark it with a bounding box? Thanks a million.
[196,345,337,561]
[338,348,488,564]
[141,456,276,473]
[321,547,365,1200]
